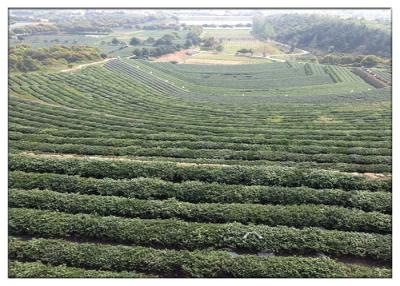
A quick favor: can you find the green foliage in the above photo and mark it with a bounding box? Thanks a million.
[9,45,102,72]
[8,189,391,233]
[11,24,59,35]
[8,260,153,278]
[237,48,254,54]
[8,154,391,191]
[9,171,391,213]
[7,50,392,278]
[111,38,121,45]
[252,16,276,39]
[320,54,387,67]
[129,37,142,46]
[154,34,175,46]
[361,55,382,68]
[8,208,391,261]
[253,14,391,57]
[201,37,219,50]
[9,237,391,278]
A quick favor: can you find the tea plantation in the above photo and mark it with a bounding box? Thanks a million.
[8,59,392,278]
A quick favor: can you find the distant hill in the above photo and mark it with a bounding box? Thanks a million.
[252,14,391,58]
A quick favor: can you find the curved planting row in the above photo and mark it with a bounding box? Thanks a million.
[9,171,391,213]
[9,58,391,277]
[8,261,154,278]
[9,132,392,156]
[9,190,391,233]
[9,208,391,261]
[10,140,392,166]
[9,237,391,278]
[9,154,391,191]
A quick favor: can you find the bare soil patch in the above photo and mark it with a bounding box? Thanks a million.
[349,172,392,180]
[20,152,230,168]
[184,58,242,65]
[61,58,115,73]
[153,50,191,63]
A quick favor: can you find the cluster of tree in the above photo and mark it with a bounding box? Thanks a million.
[57,22,112,34]
[110,38,125,45]
[9,45,103,72]
[319,54,388,68]
[184,30,202,48]
[131,45,181,59]
[131,28,204,58]
[51,11,171,32]
[73,12,168,29]
[129,37,142,46]
[236,48,254,55]
[200,37,219,50]
[9,15,40,23]
[11,12,176,36]
[10,24,59,36]
[140,23,182,31]
[252,14,391,58]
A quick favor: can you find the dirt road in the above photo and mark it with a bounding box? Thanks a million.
[61,58,116,72]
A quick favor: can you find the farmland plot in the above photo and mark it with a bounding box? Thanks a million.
[8,58,392,278]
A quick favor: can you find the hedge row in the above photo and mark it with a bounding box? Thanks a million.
[16,79,390,127]
[10,131,391,156]
[11,100,391,137]
[11,110,390,146]
[9,189,392,233]
[10,124,392,149]
[8,208,392,261]
[9,171,391,213]
[8,260,154,278]
[11,139,392,165]
[8,154,392,191]
[8,150,392,175]
[8,237,391,278]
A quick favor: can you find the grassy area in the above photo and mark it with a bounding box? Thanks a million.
[201,29,282,57]
[223,39,282,55]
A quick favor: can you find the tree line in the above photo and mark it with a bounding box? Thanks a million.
[9,45,104,72]
[252,14,391,58]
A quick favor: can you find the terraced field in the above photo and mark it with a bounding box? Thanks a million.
[8,58,392,278]
[370,68,392,85]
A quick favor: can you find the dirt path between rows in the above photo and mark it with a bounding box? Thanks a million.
[20,152,230,168]
[349,172,392,180]
[61,58,116,73]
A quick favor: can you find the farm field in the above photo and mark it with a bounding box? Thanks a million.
[202,28,283,56]
[8,57,392,278]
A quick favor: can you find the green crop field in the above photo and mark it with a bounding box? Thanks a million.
[8,58,392,278]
